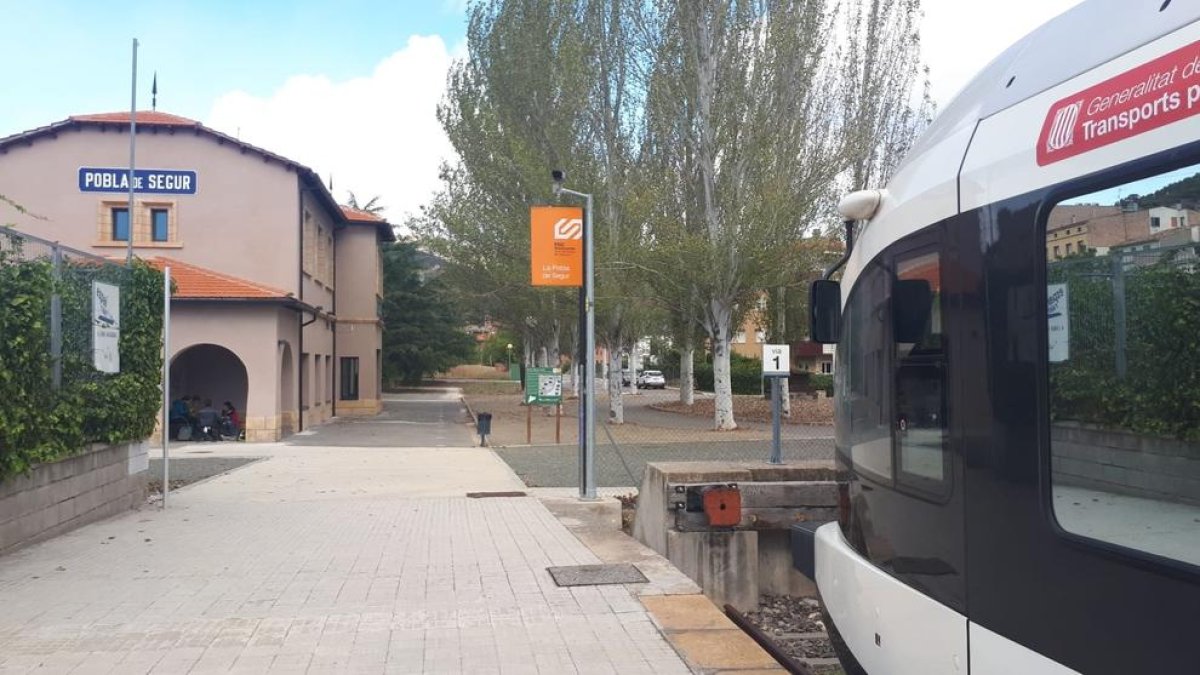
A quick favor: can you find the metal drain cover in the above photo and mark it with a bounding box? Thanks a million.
[466,491,527,498]
[547,564,648,587]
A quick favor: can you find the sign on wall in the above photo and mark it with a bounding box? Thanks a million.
[92,281,120,373]
[78,167,197,195]
[1047,284,1070,362]
[530,206,583,287]
[762,344,790,376]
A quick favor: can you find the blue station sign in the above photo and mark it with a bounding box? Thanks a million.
[78,167,197,195]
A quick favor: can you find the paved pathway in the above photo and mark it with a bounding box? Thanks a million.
[0,393,691,674]
[288,391,475,448]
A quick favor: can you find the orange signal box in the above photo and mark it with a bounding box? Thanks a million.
[530,205,584,287]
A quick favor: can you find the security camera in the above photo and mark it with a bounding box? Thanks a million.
[551,169,565,183]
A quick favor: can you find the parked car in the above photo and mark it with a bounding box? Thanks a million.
[637,370,666,389]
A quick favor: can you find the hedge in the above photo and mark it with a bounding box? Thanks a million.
[0,238,164,480]
[695,353,765,395]
[1049,253,1200,442]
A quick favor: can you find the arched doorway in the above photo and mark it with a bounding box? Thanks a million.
[170,344,249,417]
[279,341,295,435]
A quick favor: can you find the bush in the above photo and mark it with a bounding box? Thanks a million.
[1049,254,1200,441]
[695,353,764,395]
[0,239,163,480]
[799,373,834,396]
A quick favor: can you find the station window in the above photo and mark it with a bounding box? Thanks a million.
[340,357,359,401]
[1045,162,1200,568]
[152,209,169,242]
[112,207,130,241]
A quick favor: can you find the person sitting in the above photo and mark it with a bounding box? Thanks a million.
[197,399,221,441]
[220,401,242,440]
[169,396,190,440]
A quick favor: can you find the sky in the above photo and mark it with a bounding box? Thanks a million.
[0,0,1083,225]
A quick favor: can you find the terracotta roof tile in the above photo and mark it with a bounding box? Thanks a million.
[340,205,386,223]
[69,111,201,127]
[145,257,291,300]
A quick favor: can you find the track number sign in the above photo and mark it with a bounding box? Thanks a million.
[762,344,789,376]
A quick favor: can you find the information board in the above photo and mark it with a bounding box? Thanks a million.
[92,281,120,373]
[525,367,563,405]
[1047,283,1070,362]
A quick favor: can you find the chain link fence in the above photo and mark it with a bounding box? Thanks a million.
[477,374,836,489]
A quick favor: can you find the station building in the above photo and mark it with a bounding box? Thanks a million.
[0,111,394,441]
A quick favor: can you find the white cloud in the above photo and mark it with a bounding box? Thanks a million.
[205,35,459,226]
[921,0,1084,106]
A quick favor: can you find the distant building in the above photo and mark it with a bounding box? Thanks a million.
[0,111,395,441]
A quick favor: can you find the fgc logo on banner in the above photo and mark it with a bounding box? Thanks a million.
[553,217,583,240]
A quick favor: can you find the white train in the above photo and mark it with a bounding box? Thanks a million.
[794,1,1200,673]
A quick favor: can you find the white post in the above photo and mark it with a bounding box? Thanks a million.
[162,266,170,507]
[126,38,138,266]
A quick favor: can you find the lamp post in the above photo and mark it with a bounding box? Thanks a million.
[506,343,513,372]
[551,170,596,501]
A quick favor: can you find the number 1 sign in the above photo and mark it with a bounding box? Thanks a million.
[762,344,789,377]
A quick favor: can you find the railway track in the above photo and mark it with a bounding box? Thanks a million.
[725,596,846,675]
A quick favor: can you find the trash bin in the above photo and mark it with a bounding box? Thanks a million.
[476,412,493,446]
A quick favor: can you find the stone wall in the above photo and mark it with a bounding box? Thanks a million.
[0,441,149,554]
[1052,423,1200,506]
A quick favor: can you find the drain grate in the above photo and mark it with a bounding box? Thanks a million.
[466,491,527,498]
[547,564,648,587]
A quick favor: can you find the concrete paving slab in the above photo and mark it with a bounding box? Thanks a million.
[0,435,689,674]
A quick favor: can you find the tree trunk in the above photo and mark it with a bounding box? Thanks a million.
[679,341,695,406]
[711,299,736,430]
[538,346,548,368]
[550,319,561,371]
[627,341,639,394]
[776,286,790,417]
[608,348,624,424]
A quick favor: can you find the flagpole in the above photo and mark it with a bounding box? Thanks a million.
[126,38,138,266]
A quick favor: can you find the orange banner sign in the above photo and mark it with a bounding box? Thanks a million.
[530,205,584,287]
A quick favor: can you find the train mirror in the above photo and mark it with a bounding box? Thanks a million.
[810,280,841,344]
[893,279,932,343]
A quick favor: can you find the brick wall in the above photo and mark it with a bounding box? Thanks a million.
[0,441,149,555]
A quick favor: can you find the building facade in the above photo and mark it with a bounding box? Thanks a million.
[0,111,393,441]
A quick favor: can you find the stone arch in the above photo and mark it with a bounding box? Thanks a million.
[170,344,249,417]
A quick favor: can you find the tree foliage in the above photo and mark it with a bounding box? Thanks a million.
[380,240,475,385]
[421,0,931,429]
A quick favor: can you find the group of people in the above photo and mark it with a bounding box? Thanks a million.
[169,396,243,442]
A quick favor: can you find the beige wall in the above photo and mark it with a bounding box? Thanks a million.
[171,304,295,442]
[334,226,383,416]
[0,126,302,293]
[0,123,384,434]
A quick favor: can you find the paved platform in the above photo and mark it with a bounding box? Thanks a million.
[0,441,691,674]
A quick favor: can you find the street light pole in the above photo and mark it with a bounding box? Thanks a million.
[553,175,596,501]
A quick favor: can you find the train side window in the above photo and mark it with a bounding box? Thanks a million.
[1046,162,1200,568]
[893,251,950,497]
[841,261,893,483]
